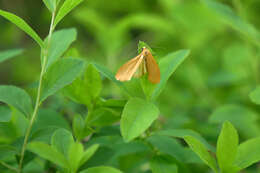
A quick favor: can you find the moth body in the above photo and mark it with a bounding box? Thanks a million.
[115,47,160,83]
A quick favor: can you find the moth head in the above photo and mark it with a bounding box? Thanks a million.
[141,47,150,56]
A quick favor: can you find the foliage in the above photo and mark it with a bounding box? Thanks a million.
[1,0,260,172]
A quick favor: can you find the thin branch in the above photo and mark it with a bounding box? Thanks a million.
[18,10,56,173]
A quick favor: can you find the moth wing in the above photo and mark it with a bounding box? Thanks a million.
[146,53,160,84]
[115,54,143,81]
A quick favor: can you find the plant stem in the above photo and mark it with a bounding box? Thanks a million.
[18,11,56,173]
[0,161,19,172]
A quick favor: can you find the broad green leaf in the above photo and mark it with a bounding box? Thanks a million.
[151,50,190,100]
[148,135,200,163]
[43,0,60,12]
[120,98,159,142]
[249,86,260,105]
[84,64,102,101]
[92,62,129,95]
[45,28,77,70]
[63,74,91,106]
[51,128,74,157]
[0,106,11,122]
[43,0,55,12]
[209,105,260,138]
[235,137,260,170]
[68,142,84,172]
[28,142,68,168]
[0,48,23,63]
[154,129,214,151]
[63,64,102,107]
[40,58,85,102]
[0,9,44,47]
[79,144,99,166]
[150,155,178,173]
[184,136,218,173]
[73,114,85,140]
[217,121,239,173]
[80,166,122,173]
[0,85,33,117]
[54,0,84,28]
[202,0,260,45]
[88,107,121,127]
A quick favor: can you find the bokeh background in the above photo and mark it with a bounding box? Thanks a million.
[1,0,260,172]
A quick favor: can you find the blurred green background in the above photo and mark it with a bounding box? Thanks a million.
[1,0,260,172]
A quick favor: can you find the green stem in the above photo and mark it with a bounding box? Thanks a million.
[0,161,18,172]
[18,11,56,173]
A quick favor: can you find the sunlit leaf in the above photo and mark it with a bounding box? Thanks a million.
[235,137,260,170]
[184,136,218,173]
[51,128,74,157]
[216,121,239,173]
[40,58,85,102]
[45,28,77,70]
[121,98,159,142]
[28,141,68,168]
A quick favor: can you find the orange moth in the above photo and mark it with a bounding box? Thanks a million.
[115,47,160,84]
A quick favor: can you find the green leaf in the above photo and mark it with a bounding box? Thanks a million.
[68,142,84,172]
[45,28,77,70]
[43,0,60,12]
[217,121,239,173]
[148,135,200,163]
[80,166,122,173]
[40,58,85,102]
[87,107,121,127]
[0,106,12,122]
[0,85,33,117]
[54,0,84,28]
[202,0,260,46]
[151,50,190,100]
[184,136,218,173]
[63,74,90,106]
[51,128,74,157]
[249,86,260,105]
[43,0,55,12]
[63,64,102,107]
[73,114,85,140]
[154,129,214,151]
[235,137,260,170]
[0,48,23,63]
[28,141,68,168]
[150,155,178,173]
[84,64,102,102]
[79,144,99,166]
[0,9,44,47]
[121,98,159,142]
